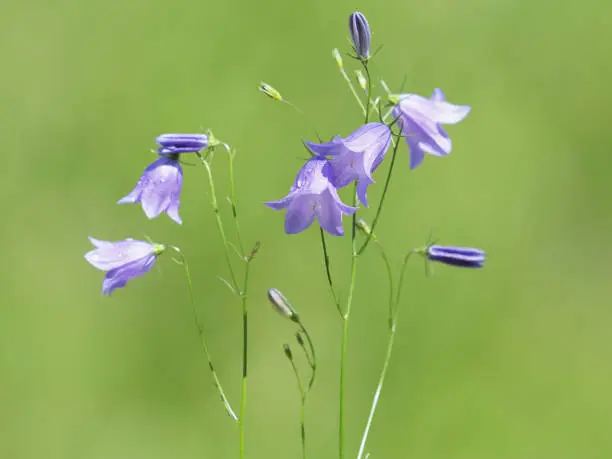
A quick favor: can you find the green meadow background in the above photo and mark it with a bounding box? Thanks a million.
[2,0,612,457]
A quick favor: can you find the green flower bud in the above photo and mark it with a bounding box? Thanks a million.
[259,82,283,102]
[268,288,299,322]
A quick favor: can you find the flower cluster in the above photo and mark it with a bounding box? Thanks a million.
[265,11,485,268]
[81,10,490,459]
[85,133,212,294]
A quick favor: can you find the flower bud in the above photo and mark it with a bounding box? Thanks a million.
[267,288,299,321]
[354,69,367,91]
[425,245,486,269]
[349,12,371,60]
[259,82,283,102]
[332,48,344,70]
[155,133,209,155]
[356,218,374,238]
[283,344,293,360]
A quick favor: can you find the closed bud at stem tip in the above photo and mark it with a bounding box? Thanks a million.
[355,69,367,91]
[283,344,293,360]
[259,82,283,102]
[356,218,374,238]
[349,11,371,61]
[268,288,299,321]
[332,48,344,70]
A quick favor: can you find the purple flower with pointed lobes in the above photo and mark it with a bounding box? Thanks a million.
[118,156,183,224]
[427,245,485,268]
[349,12,371,60]
[305,123,391,207]
[265,157,357,236]
[391,89,471,169]
[156,133,208,155]
[84,237,166,295]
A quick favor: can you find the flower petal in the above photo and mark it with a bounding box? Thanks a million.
[117,183,143,204]
[430,88,445,102]
[85,239,155,271]
[305,137,345,157]
[102,255,157,295]
[265,194,294,210]
[285,195,316,234]
[316,191,344,236]
[356,179,373,207]
[328,187,358,215]
[400,95,470,125]
[166,199,182,225]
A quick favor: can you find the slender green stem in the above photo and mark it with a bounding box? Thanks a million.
[196,152,239,290]
[356,251,414,459]
[339,252,357,459]
[340,185,359,459]
[239,264,250,459]
[172,248,238,421]
[299,323,317,391]
[339,66,366,116]
[357,133,401,256]
[373,240,395,330]
[226,149,251,459]
[200,148,253,459]
[227,150,245,256]
[287,353,307,459]
[339,59,372,459]
[320,228,342,316]
[362,62,372,124]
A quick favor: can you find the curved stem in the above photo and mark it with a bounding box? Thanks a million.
[299,323,317,391]
[339,59,372,459]
[287,353,307,459]
[357,133,401,256]
[227,150,251,459]
[320,228,342,317]
[196,153,239,290]
[339,66,366,117]
[362,62,372,124]
[172,248,237,421]
[373,240,395,331]
[339,252,357,459]
[239,265,250,459]
[356,251,414,459]
[228,150,245,257]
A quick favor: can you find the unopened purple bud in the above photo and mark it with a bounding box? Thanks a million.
[156,133,208,155]
[349,12,371,60]
[427,245,485,268]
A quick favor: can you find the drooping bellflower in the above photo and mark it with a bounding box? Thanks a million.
[118,133,211,224]
[118,156,184,224]
[84,237,165,295]
[391,89,471,169]
[349,12,371,60]
[265,157,357,236]
[305,123,391,207]
[426,245,485,268]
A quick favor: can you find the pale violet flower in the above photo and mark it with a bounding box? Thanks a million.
[305,123,391,207]
[84,237,165,295]
[265,157,357,236]
[392,89,470,169]
[118,156,183,224]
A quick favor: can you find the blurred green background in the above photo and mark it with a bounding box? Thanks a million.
[2,0,612,457]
